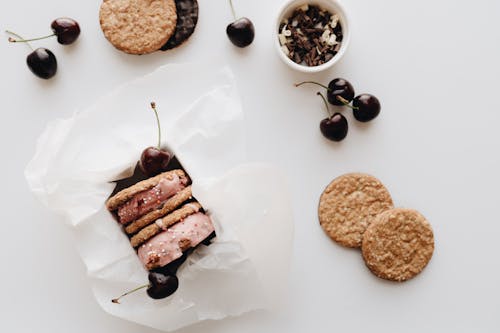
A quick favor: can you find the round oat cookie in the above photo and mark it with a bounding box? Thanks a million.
[318,173,394,248]
[160,0,199,50]
[362,208,434,282]
[99,0,177,55]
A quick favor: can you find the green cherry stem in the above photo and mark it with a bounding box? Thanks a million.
[317,92,332,118]
[5,30,33,51]
[150,102,161,149]
[229,0,237,20]
[111,284,149,304]
[336,95,359,110]
[8,32,56,43]
[295,81,329,90]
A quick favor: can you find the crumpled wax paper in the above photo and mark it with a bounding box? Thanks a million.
[25,64,294,331]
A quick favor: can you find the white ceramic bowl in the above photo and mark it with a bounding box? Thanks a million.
[275,0,350,73]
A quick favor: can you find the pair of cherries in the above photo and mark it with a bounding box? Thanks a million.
[112,102,175,304]
[7,17,80,79]
[296,78,381,142]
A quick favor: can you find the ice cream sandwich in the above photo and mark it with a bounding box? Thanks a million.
[106,169,215,271]
[106,169,189,223]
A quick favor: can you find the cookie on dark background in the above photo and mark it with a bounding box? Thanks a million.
[160,0,199,50]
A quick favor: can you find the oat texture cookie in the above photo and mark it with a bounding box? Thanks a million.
[318,173,394,248]
[362,208,434,282]
[106,169,187,211]
[99,0,177,54]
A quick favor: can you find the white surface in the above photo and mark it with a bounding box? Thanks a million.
[1,0,499,332]
[25,64,293,331]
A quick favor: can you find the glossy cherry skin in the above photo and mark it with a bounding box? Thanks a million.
[26,48,57,79]
[51,17,81,45]
[139,147,172,177]
[352,94,381,122]
[320,113,348,141]
[327,78,355,106]
[226,17,255,47]
[146,272,179,299]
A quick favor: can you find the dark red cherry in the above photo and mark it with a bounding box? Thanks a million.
[295,78,354,106]
[7,18,80,46]
[140,147,172,177]
[146,272,179,299]
[327,78,355,105]
[27,48,57,79]
[320,113,348,141]
[51,17,81,45]
[139,102,171,176]
[352,94,381,122]
[226,0,254,47]
[226,17,255,47]
[111,271,179,303]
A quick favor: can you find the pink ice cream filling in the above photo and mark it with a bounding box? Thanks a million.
[138,212,215,270]
[117,174,187,224]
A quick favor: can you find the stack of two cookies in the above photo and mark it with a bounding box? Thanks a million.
[99,0,199,54]
[318,173,434,282]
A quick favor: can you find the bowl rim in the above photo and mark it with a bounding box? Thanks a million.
[274,0,350,73]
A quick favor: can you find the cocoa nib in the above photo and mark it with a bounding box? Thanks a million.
[278,4,342,67]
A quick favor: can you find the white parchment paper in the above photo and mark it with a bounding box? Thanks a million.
[25,64,294,331]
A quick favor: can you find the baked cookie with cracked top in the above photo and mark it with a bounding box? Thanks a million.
[361,208,434,282]
[318,173,393,248]
[99,0,177,54]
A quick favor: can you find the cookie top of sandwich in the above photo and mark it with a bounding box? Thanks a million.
[99,0,178,54]
[106,169,188,212]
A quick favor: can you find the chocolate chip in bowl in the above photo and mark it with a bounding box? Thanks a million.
[275,0,350,73]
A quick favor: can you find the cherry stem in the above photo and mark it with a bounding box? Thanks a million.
[317,92,332,118]
[8,33,55,43]
[229,0,237,20]
[150,102,161,149]
[336,95,359,110]
[5,30,33,51]
[111,284,149,304]
[295,81,329,90]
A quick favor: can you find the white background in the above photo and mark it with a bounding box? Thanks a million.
[1,0,499,332]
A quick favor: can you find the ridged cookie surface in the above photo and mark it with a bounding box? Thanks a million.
[318,173,394,248]
[99,0,177,54]
[362,208,434,282]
